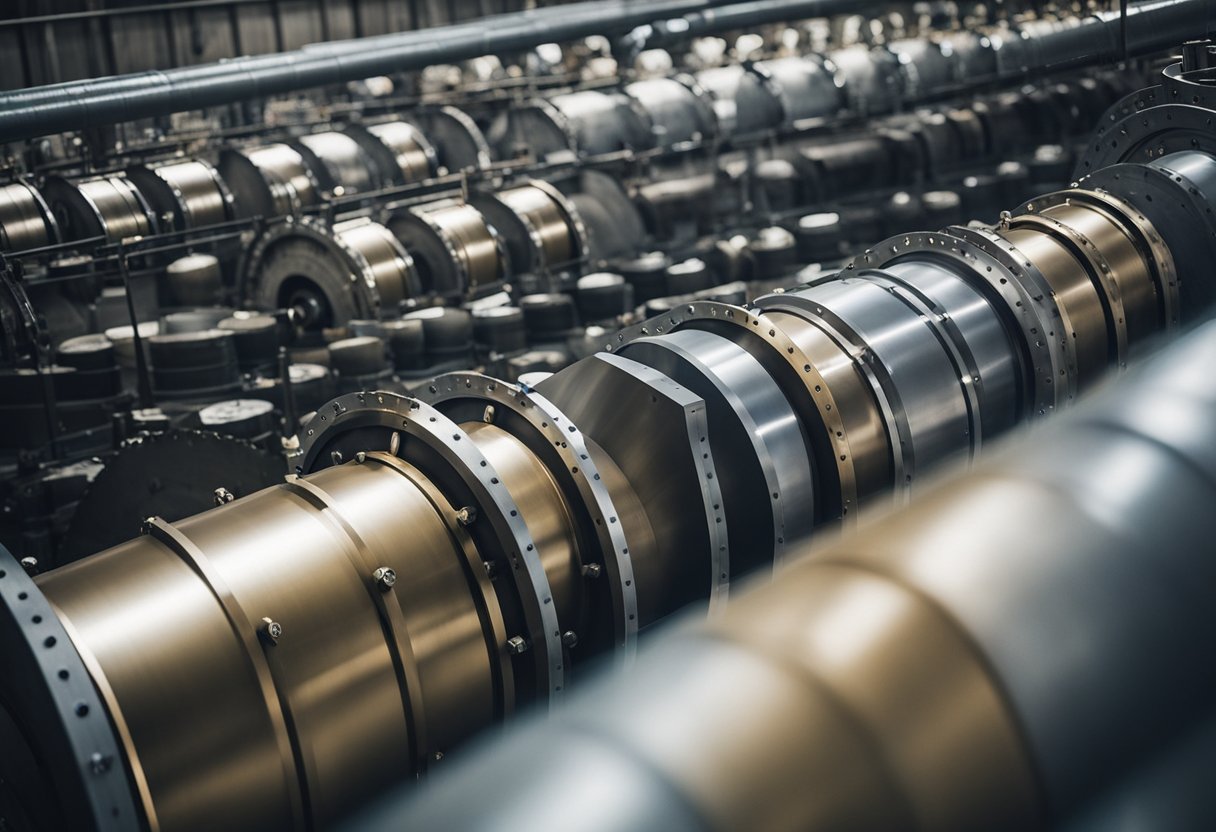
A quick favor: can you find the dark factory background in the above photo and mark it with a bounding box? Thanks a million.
[0,1,1214,830]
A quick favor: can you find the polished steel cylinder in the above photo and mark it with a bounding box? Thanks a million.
[366,315,1216,832]
[126,159,232,230]
[0,180,58,251]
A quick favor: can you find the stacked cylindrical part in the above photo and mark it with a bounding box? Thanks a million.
[4,74,1216,832]
[370,313,1216,832]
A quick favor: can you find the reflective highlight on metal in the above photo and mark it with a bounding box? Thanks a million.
[240,217,421,330]
[126,159,233,231]
[0,180,58,251]
[217,143,321,220]
[387,201,506,299]
[42,174,156,242]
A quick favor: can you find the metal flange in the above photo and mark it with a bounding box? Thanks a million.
[0,544,142,832]
[297,391,565,705]
[850,228,1079,414]
[419,372,638,661]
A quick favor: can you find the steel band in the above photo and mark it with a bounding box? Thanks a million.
[0,181,56,251]
[295,131,381,196]
[142,516,308,830]
[365,121,438,184]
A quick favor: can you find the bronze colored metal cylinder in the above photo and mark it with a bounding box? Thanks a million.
[997,227,1111,390]
[37,454,502,830]
[463,422,581,630]
[760,308,895,507]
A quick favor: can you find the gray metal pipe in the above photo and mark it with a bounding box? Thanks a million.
[0,0,859,143]
[344,314,1216,831]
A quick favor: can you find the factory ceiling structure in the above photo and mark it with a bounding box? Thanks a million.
[0,1,1214,830]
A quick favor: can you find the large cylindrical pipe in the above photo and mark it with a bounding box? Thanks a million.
[3,70,1216,830]
[361,313,1216,831]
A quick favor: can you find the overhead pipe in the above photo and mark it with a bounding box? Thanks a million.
[622,0,1216,69]
[0,0,875,143]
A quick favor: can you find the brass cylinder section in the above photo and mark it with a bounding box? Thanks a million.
[384,317,1216,832]
[30,394,578,831]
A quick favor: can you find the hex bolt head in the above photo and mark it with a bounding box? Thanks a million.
[214,487,235,506]
[506,635,529,655]
[581,563,603,579]
[89,751,112,775]
[483,405,496,423]
[562,630,579,649]
[330,450,344,465]
[19,557,39,576]
[483,560,498,579]
[260,617,283,644]
[456,506,477,526]
[373,566,397,591]
[389,431,401,456]
[355,451,367,464]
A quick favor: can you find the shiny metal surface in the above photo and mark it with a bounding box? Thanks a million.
[242,217,419,328]
[421,375,639,658]
[871,258,1022,440]
[126,159,231,231]
[388,201,504,299]
[332,217,420,312]
[44,174,155,242]
[361,121,438,185]
[997,226,1112,391]
[218,143,320,220]
[753,54,842,125]
[760,275,974,495]
[624,76,718,146]
[471,182,584,276]
[538,352,728,623]
[0,180,57,251]
[618,328,815,573]
[295,131,380,196]
[369,316,1216,832]
[1019,193,1166,356]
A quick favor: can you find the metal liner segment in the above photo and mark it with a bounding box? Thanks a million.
[142,516,309,830]
[606,301,853,524]
[850,267,986,454]
[241,217,419,328]
[616,328,816,571]
[277,474,430,774]
[419,373,638,660]
[294,131,383,196]
[1004,211,1132,368]
[387,201,505,299]
[757,287,911,498]
[44,175,156,242]
[218,143,321,219]
[126,159,232,231]
[471,182,582,276]
[348,121,439,185]
[0,180,59,251]
[360,451,515,723]
[297,392,565,704]
[1022,187,1179,331]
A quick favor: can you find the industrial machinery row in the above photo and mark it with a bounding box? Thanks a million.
[1,1,1215,830]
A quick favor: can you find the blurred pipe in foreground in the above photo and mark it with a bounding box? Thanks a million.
[354,317,1216,831]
